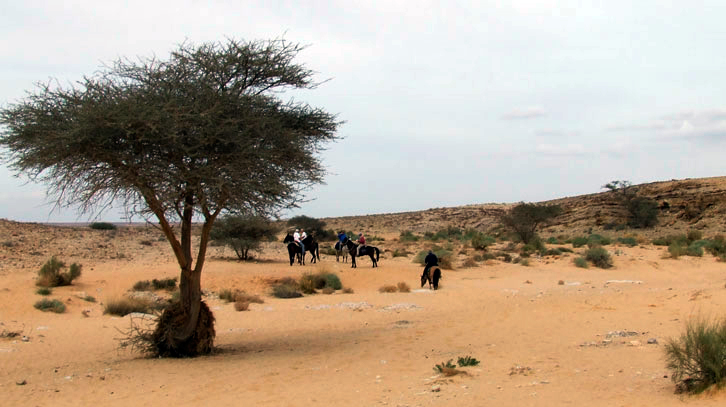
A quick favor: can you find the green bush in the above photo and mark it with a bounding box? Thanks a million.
[585,247,613,268]
[571,236,588,248]
[133,280,153,291]
[499,203,562,244]
[36,257,82,287]
[668,243,687,259]
[471,233,496,251]
[687,230,703,242]
[90,222,117,230]
[414,248,453,269]
[36,287,52,296]
[665,316,726,393]
[617,237,637,247]
[627,197,659,228]
[34,298,65,313]
[686,242,704,257]
[587,234,611,247]
[322,273,342,290]
[653,234,688,247]
[574,257,589,268]
[457,355,481,367]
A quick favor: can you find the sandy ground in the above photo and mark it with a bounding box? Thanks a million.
[2,228,726,406]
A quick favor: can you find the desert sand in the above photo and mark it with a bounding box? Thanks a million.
[1,220,726,406]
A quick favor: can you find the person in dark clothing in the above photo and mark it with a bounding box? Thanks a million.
[423,250,438,278]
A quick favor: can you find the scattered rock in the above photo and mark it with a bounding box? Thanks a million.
[16,379,26,385]
[558,280,564,285]
[431,385,441,392]
[647,338,658,344]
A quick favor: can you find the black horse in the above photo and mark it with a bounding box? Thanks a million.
[283,234,320,266]
[421,267,442,290]
[342,238,379,268]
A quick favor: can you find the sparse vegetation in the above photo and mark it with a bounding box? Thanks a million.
[399,230,419,242]
[414,248,454,269]
[574,257,589,268]
[35,287,52,296]
[36,257,82,287]
[396,282,411,292]
[133,278,177,292]
[584,247,613,268]
[378,285,398,293]
[271,279,303,299]
[234,300,250,311]
[457,355,480,367]
[211,215,279,260]
[103,297,155,316]
[90,222,117,230]
[499,203,562,244]
[665,316,726,393]
[34,298,65,313]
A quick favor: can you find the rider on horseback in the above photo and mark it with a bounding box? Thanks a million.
[422,250,438,284]
[294,229,305,259]
[337,231,347,251]
[357,233,366,256]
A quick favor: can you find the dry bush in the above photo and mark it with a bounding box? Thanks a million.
[234,300,250,311]
[321,287,335,295]
[104,296,154,316]
[36,257,82,287]
[34,298,65,313]
[378,285,398,293]
[342,287,354,294]
[396,282,410,292]
[235,292,264,304]
[461,257,478,268]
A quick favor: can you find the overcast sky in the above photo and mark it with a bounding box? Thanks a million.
[2,0,725,223]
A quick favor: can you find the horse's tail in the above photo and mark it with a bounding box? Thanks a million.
[315,243,320,259]
[375,247,380,261]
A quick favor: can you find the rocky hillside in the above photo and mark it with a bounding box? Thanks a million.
[323,176,726,238]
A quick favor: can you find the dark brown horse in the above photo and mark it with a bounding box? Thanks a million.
[283,233,319,266]
[342,238,379,268]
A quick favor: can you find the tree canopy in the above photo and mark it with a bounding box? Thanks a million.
[0,38,341,356]
[499,203,562,244]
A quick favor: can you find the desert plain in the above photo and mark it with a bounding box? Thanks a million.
[1,213,726,407]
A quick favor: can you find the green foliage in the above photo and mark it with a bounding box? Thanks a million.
[287,215,334,240]
[211,215,279,260]
[35,287,52,296]
[687,230,703,242]
[83,295,96,302]
[399,230,419,242]
[471,233,496,251]
[571,236,588,248]
[617,237,637,247]
[584,247,613,268]
[574,257,589,268]
[133,280,153,291]
[668,243,687,259]
[34,298,65,313]
[89,222,117,230]
[665,316,726,393]
[36,257,82,287]
[627,197,659,228]
[586,234,611,247]
[298,272,342,293]
[392,249,411,258]
[457,356,481,367]
[499,203,562,244]
[133,278,177,291]
[653,234,688,246]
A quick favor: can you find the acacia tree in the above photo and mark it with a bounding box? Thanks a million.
[211,215,278,260]
[499,203,562,244]
[0,39,340,356]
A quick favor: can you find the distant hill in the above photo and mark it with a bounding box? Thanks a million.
[321,176,726,238]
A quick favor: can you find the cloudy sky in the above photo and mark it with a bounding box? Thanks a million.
[1,0,725,222]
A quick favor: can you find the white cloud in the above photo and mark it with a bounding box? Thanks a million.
[501,106,547,120]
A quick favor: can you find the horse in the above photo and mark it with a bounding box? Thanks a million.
[283,233,320,266]
[421,267,442,290]
[342,238,379,268]
[334,241,349,263]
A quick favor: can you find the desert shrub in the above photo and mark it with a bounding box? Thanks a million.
[83,295,96,302]
[36,257,82,287]
[543,248,562,256]
[433,359,457,373]
[653,234,688,247]
[571,236,588,248]
[321,287,335,295]
[461,257,478,268]
[378,285,398,293]
[396,282,411,293]
[574,257,589,268]
[587,234,611,247]
[272,282,303,299]
[686,242,704,257]
[665,316,726,393]
[471,233,496,251]
[627,196,659,228]
[298,274,319,294]
[152,278,177,290]
[34,298,65,313]
[399,230,419,242]
[457,355,480,367]
[133,280,153,291]
[218,289,238,302]
[687,230,703,242]
[498,253,513,263]
[617,237,637,247]
[322,273,342,290]
[558,247,574,253]
[584,247,613,268]
[342,287,354,294]
[104,297,154,316]
[705,238,726,258]
[392,249,411,257]
[235,292,263,304]
[668,243,687,259]
[90,222,116,230]
[234,300,250,311]
[36,287,52,296]
[519,258,530,266]
[139,240,153,246]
